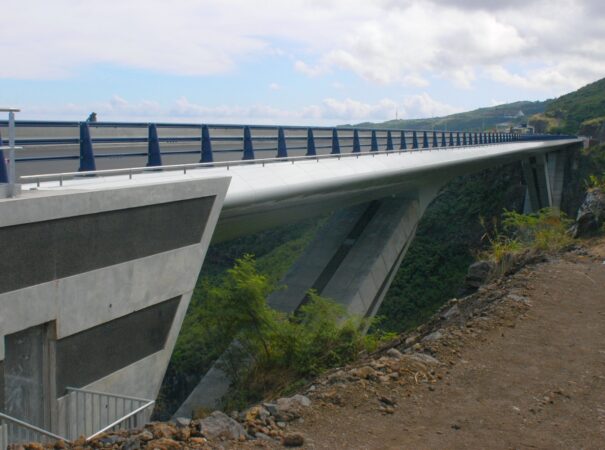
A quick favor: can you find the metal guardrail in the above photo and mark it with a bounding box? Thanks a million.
[0,119,575,172]
[0,388,154,447]
[0,412,68,447]
[64,387,154,442]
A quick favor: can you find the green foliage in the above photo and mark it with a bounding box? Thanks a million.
[586,173,605,190]
[482,209,573,261]
[212,261,377,410]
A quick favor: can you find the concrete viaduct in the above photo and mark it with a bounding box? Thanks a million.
[0,116,582,443]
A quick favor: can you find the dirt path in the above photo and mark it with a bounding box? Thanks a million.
[274,240,605,449]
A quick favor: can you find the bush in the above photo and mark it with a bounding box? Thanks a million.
[482,208,573,262]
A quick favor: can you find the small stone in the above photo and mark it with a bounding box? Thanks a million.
[378,395,396,406]
[254,432,276,442]
[147,438,181,450]
[199,410,246,440]
[386,348,404,359]
[136,430,154,442]
[383,406,395,414]
[122,437,141,450]
[174,417,191,428]
[282,432,305,447]
[441,305,460,320]
[422,331,443,342]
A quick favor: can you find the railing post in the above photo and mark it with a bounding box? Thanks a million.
[242,126,254,160]
[386,130,394,151]
[432,131,438,147]
[412,131,419,149]
[78,122,96,172]
[474,132,478,145]
[400,131,407,150]
[146,124,162,167]
[422,131,429,149]
[331,128,340,154]
[277,127,288,158]
[462,132,467,146]
[0,130,7,183]
[441,131,446,147]
[352,129,361,153]
[200,125,213,163]
[455,132,461,146]
[370,130,378,152]
[306,128,316,156]
[449,131,454,146]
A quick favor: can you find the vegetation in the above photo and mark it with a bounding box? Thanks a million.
[351,100,548,131]
[481,209,573,262]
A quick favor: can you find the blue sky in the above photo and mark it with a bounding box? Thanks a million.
[2,0,605,125]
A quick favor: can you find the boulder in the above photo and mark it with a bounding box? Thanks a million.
[198,410,246,441]
[571,188,605,237]
[465,260,495,289]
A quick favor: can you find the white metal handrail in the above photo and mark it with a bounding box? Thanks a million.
[0,411,68,446]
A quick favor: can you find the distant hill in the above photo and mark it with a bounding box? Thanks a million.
[529,77,605,138]
[349,100,549,132]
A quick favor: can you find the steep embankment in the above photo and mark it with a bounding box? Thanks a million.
[242,238,605,449]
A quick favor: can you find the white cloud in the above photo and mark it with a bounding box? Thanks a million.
[269,83,282,91]
[2,0,604,98]
[402,93,461,118]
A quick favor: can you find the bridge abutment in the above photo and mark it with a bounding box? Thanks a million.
[0,177,229,438]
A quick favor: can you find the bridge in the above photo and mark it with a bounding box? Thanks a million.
[0,112,582,443]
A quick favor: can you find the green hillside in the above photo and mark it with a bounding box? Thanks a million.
[351,100,549,132]
[531,77,605,136]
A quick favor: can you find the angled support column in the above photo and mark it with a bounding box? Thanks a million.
[522,149,568,213]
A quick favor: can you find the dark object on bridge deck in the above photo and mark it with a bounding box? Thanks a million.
[412,131,419,149]
[441,132,447,147]
[86,112,97,123]
[386,131,394,150]
[306,128,316,156]
[422,131,429,149]
[242,126,254,160]
[78,122,96,172]
[352,129,361,153]
[474,132,478,145]
[277,127,288,158]
[371,130,378,152]
[456,132,461,146]
[331,128,340,154]
[449,132,454,146]
[0,130,7,183]
[462,133,467,146]
[200,125,213,163]
[147,124,162,167]
[432,131,438,147]
[400,131,407,150]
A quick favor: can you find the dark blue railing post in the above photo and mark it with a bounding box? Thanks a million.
[412,131,419,149]
[331,128,340,154]
[441,132,446,147]
[400,131,407,150]
[456,132,461,146]
[449,132,454,146]
[200,125,213,163]
[78,122,96,172]
[474,132,478,145]
[386,131,394,151]
[277,127,288,158]
[306,128,316,156]
[242,126,254,160]
[371,130,379,152]
[422,131,429,149]
[146,124,162,167]
[480,133,485,144]
[0,131,7,183]
[432,131,438,147]
[352,129,361,153]
[462,132,467,146]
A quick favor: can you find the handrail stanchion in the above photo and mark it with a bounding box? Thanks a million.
[456,132,461,146]
[400,131,407,151]
[449,131,454,146]
[277,127,288,158]
[146,124,162,167]
[78,122,96,172]
[386,130,394,151]
[422,131,429,149]
[441,131,446,147]
[370,130,378,152]
[331,128,340,154]
[242,126,254,160]
[412,131,419,149]
[0,130,7,183]
[306,128,316,156]
[200,125,213,163]
[352,129,361,153]
[432,131,438,148]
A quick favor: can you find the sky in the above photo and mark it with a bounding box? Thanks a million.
[1,0,605,125]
